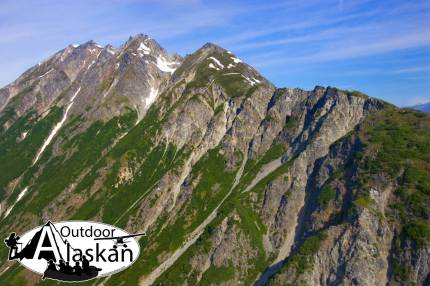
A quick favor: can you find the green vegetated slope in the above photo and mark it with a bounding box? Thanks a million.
[0,105,63,192]
[351,107,430,252]
[0,110,138,284]
[268,106,430,285]
[358,108,430,285]
[7,99,428,286]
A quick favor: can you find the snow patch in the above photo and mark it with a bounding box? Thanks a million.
[231,56,242,64]
[87,51,102,70]
[107,48,116,55]
[87,60,96,70]
[227,63,236,68]
[17,188,27,201]
[103,78,118,98]
[87,50,102,71]
[241,74,260,86]
[208,63,220,71]
[208,57,224,69]
[138,42,151,55]
[223,73,260,86]
[33,87,81,164]
[145,87,159,108]
[156,57,178,73]
[38,69,54,79]
[72,44,80,48]
[3,187,28,218]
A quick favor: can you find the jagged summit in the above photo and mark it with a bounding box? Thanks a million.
[127,33,151,42]
[124,34,153,50]
[199,42,229,52]
[0,34,187,122]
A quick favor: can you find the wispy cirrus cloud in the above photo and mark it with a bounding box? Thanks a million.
[0,0,429,106]
[394,66,430,74]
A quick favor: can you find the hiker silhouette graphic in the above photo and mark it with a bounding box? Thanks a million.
[4,232,21,260]
[5,221,102,282]
[5,221,66,261]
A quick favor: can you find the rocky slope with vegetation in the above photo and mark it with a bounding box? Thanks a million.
[0,35,429,286]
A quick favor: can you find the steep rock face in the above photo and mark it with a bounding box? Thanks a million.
[122,44,276,234]
[0,35,182,222]
[258,89,382,259]
[137,86,383,286]
[0,35,429,286]
[155,87,384,286]
[0,34,181,131]
[267,108,430,286]
[0,41,107,117]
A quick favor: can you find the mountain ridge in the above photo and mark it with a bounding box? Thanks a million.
[0,34,429,286]
[410,102,430,113]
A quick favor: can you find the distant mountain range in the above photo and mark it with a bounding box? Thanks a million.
[0,34,429,285]
[411,102,430,112]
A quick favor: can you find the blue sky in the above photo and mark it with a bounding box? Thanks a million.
[0,0,429,106]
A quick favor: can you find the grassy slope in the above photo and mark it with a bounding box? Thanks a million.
[150,142,291,285]
[0,107,63,192]
[0,110,138,285]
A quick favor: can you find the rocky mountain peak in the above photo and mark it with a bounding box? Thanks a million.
[170,41,271,93]
[200,42,229,53]
[124,34,156,53]
[126,33,151,43]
